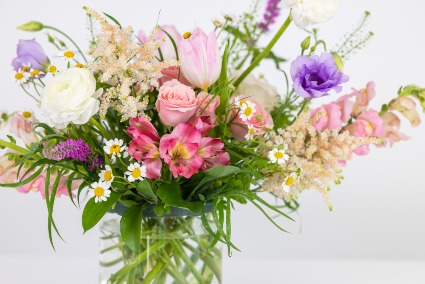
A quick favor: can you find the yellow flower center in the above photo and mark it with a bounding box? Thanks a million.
[22,111,32,119]
[285,176,295,186]
[64,51,75,58]
[75,63,84,68]
[248,128,255,135]
[30,69,40,77]
[274,151,284,159]
[244,107,253,117]
[110,145,121,154]
[213,20,223,27]
[21,66,29,72]
[94,186,105,197]
[183,32,192,39]
[170,142,191,160]
[49,66,57,73]
[131,168,141,178]
[15,73,24,80]
[104,171,113,182]
[239,99,247,106]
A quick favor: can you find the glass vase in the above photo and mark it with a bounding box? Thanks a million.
[99,207,222,284]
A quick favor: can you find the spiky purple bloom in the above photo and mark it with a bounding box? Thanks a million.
[44,139,92,162]
[258,0,282,32]
[88,156,104,171]
[290,53,349,99]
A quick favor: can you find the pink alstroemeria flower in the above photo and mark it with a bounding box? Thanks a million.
[159,123,203,179]
[197,137,230,171]
[127,117,162,179]
[179,28,221,89]
[188,115,214,137]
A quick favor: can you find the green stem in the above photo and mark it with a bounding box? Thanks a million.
[89,117,111,140]
[170,240,206,284]
[43,25,88,63]
[233,15,292,89]
[291,98,310,124]
[0,140,29,154]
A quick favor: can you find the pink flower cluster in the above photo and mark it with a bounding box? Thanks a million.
[127,117,230,179]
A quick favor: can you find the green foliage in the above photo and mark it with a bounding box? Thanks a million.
[120,205,143,252]
[157,182,203,214]
[136,180,158,204]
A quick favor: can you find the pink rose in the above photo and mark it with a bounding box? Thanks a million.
[229,97,274,141]
[310,103,343,131]
[158,66,192,87]
[156,79,198,127]
[389,96,421,127]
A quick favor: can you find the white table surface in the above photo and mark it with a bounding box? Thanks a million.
[1,255,424,284]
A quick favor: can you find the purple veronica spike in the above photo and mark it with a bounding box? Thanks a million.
[11,39,50,72]
[258,0,282,32]
[44,139,92,162]
[88,156,104,171]
[290,53,349,99]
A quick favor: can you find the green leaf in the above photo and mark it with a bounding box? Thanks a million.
[205,165,241,178]
[82,191,122,233]
[103,12,122,28]
[136,180,157,204]
[120,205,143,252]
[157,182,203,213]
[7,135,16,144]
[154,204,164,216]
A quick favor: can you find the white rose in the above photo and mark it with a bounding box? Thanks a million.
[40,68,102,129]
[283,0,340,29]
[232,72,279,111]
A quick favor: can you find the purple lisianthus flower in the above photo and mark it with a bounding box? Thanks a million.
[11,39,50,72]
[291,53,349,99]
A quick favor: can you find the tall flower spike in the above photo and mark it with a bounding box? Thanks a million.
[258,0,282,32]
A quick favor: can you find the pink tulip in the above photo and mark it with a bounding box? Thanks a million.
[179,28,222,89]
[127,117,162,179]
[345,109,385,155]
[389,96,421,127]
[229,97,274,141]
[9,112,38,145]
[380,111,409,147]
[156,79,198,127]
[351,82,376,117]
[197,137,230,171]
[159,123,203,178]
[310,103,343,131]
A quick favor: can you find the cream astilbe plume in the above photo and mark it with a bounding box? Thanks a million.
[85,7,177,121]
[261,111,382,208]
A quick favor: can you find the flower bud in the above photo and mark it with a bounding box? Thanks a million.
[301,36,311,53]
[17,21,44,32]
[332,52,344,72]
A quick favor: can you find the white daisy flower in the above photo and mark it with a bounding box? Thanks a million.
[244,124,256,140]
[104,139,127,163]
[268,147,289,164]
[282,172,299,193]
[29,68,43,78]
[48,65,58,75]
[12,69,29,84]
[125,162,147,182]
[58,50,76,62]
[239,100,256,121]
[20,109,35,121]
[88,181,111,203]
[99,165,114,183]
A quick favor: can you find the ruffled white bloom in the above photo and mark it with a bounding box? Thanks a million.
[268,145,289,164]
[99,165,114,183]
[282,172,299,193]
[239,100,256,121]
[89,181,111,203]
[283,0,340,29]
[40,68,103,129]
[103,139,127,163]
[125,162,147,182]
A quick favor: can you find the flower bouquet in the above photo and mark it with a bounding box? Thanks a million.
[1,0,425,283]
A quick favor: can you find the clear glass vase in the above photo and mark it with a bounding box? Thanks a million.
[99,208,222,284]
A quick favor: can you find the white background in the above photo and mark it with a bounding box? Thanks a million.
[1,0,425,283]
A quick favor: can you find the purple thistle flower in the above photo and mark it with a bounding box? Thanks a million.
[44,139,92,162]
[258,0,282,32]
[290,53,349,99]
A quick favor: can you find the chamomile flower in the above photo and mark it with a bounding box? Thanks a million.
[282,173,299,193]
[99,165,114,183]
[239,100,256,121]
[125,162,147,182]
[20,109,35,121]
[103,139,127,163]
[48,65,58,75]
[12,69,29,84]
[244,124,256,140]
[75,63,85,68]
[59,49,76,62]
[268,146,289,164]
[89,181,111,203]
[29,68,43,78]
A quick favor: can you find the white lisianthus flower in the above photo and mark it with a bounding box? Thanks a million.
[283,0,340,29]
[40,67,103,129]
